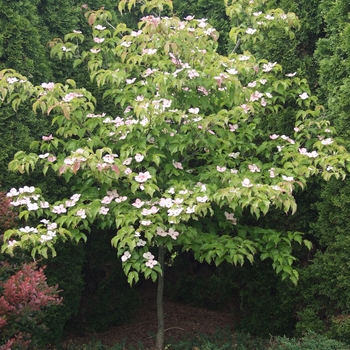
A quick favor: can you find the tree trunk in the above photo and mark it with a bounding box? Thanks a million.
[155,245,165,350]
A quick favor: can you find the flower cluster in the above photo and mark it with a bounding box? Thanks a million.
[156,227,179,240]
[143,252,158,268]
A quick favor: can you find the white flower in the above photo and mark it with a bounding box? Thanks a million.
[122,251,131,262]
[76,209,87,219]
[186,205,196,214]
[159,198,173,208]
[228,152,240,158]
[95,24,106,30]
[8,240,17,247]
[242,178,253,188]
[99,206,109,215]
[143,252,154,260]
[168,208,184,216]
[141,220,152,226]
[134,153,144,162]
[188,107,199,114]
[137,239,146,247]
[245,28,257,35]
[299,92,309,100]
[321,138,333,145]
[226,68,238,75]
[262,62,277,72]
[282,175,294,181]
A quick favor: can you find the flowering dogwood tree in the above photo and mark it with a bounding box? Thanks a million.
[1,0,350,348]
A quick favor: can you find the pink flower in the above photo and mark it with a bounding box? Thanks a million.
[168,228,179,240]
[48,155,57,162]
[187,69,199,79]
[156,227,167,237]
[63,92,83,102]
[135,171,152,183]
[229,124,238,132]
[250,91,264,102]
[242,179,253,188]
[241,104,250,113]
[124,167,132,175]
[159,198,173,208]
[198,86,209,95]
[135,153,144,162]
[52,204,67,214]
[142,48,157,55]
[145,259,157,268]
[141,206,159,215]
[225,212,235,221]
[132,198,145,208]
[99,206,109,215]
[40,201,50,208]
[173,161,183,169]
[101,196,113,204]
[42,134,54,141]
[7,77,19,84]
[143,252,154,260]
[41,82,55,90]
[248,164,260,173]
[123,157,132,165]
[76,209,86,219]
[217,166,226,172]
[94,37,105,43]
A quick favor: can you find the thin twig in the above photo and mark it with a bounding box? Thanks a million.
[231,37,241,53]
[164,327,186,332]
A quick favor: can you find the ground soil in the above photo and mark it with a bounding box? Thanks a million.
[61,281,238,349]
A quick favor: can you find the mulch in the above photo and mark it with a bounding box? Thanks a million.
[61,282,237,349]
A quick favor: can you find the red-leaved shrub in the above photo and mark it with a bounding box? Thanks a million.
[0,263,62,349]
[0,191,17,235]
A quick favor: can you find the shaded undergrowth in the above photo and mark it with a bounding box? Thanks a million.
[59,329,350,350]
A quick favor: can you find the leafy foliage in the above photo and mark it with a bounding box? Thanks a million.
[0,262,61,349]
